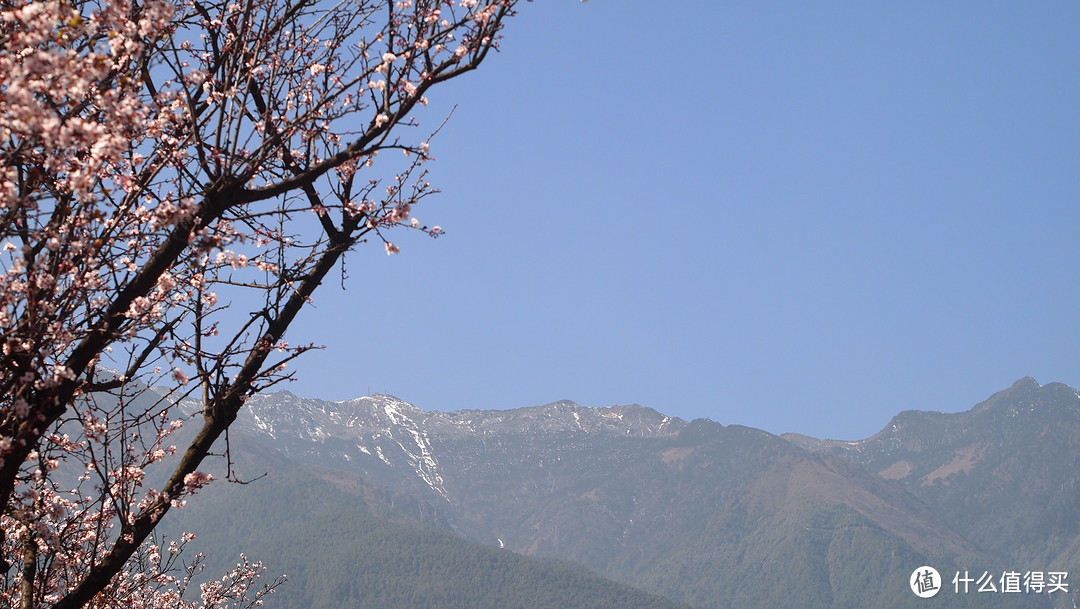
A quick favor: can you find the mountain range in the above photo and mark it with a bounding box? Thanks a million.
[168,377,1079,609]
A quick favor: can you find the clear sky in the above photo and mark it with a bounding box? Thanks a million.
[282,2,1080,441]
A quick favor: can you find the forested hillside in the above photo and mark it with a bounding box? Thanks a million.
[168,469,696,609]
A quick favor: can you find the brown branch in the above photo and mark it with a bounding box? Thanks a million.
[51,225,361,609]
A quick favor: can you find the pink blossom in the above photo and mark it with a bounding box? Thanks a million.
[0,0,524,602]
[183,471,214,490]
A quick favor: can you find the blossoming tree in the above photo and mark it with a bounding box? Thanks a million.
[0,0,525,606]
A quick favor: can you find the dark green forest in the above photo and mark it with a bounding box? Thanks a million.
[167,470,695,609]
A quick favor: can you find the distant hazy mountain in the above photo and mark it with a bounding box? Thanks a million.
[175,379,1078,608]
[786,377,1080,594]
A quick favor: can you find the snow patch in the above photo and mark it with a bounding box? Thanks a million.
[375,444,391,466]
[381,398,447,499]
[252,416,277,439]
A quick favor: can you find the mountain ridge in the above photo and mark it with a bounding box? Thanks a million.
[214,377,1078,608]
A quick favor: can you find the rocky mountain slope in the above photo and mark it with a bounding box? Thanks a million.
[787,377,1080,576]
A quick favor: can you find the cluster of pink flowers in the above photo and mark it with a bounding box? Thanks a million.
[0,0,523,606]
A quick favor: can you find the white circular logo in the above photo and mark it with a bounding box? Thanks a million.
[910,566,941,598]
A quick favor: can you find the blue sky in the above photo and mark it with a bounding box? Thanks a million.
[284,2,1080,441]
